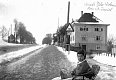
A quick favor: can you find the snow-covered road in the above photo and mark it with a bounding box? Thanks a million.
[0,44,116,80]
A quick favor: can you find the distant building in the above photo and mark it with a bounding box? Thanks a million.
[70,11,110,53]
[8,34,15,43]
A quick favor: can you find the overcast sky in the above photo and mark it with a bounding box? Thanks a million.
[0,0,116,44]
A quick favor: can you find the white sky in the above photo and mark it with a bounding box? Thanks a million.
[0,0,116,44]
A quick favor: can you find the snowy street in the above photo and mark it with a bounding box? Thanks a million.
[0,45,115,80]
[0,45,72,80]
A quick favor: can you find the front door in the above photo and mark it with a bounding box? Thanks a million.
[82,45,86,51]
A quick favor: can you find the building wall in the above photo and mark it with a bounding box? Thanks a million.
[70,23,108,52]
[70,31,75,44]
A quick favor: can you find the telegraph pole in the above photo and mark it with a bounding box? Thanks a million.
[67,1,70,24]
[66,1,70,54]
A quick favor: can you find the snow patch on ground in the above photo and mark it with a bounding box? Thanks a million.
[56,47,78,66]
[93,54,116,67]
[0,36,23,46]
[0,45,44,64]
[57,46,116,80]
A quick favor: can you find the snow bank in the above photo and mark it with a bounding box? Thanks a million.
[56,47,78,66]
[93,54,116,67]
[0,36,24,47]
[57,47,116,67]
[57,46,116,80]
[0,45,44,64]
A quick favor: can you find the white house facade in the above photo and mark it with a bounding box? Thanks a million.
[70,12,110,52]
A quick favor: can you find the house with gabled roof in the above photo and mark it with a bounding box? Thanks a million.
[70,11,110,53]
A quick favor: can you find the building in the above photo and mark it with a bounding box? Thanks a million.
[70,11,110,53]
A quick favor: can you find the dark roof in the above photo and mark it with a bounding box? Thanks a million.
[78,13,99,22]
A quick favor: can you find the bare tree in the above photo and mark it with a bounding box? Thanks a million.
[1,26,8,38]
[107,35,116,53]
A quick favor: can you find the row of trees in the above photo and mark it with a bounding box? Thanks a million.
[8,19,36,44]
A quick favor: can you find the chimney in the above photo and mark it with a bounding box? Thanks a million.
[92,12,94,16]
[81,11,83,16]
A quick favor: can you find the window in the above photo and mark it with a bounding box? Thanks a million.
[95,28,103,32]
[86,28,88,31]
[96,36,101,41]
[96,45,101,50]
[80,27,88,31]
[80,28,83,31]
[94,28,96,31]
[82,36,87,41]
[95,28,99,31]
[70,35,74,42]
[83,28,86,31]
[82,37,86,41]
[101,28,103,31]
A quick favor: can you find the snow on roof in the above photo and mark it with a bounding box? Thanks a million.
[73,22,110,26]
[75,11,110,26]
